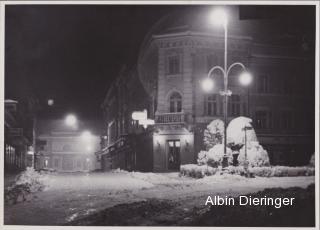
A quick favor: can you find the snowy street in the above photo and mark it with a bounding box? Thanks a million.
[4,171,315,225]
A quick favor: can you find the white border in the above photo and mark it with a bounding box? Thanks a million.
[0,1,319,230]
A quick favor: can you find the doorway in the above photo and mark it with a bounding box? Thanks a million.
[167,140,180,170]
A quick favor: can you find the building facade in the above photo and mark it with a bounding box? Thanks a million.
[4,99,36,172]
[35,120,101,172]
[99,8,314,171]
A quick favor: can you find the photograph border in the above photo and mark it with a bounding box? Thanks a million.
[0,1,319,229]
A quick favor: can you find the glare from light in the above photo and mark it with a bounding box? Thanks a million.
[65,114,77,127]
[48,99,54,106]
[86,146,92,152]
[201,78,214,92]
[81,130,92,141]
[239,72,253,86]
[209,8,228,27]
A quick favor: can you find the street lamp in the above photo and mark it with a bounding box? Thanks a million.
[65,114,77,127]
[203,8,253,168]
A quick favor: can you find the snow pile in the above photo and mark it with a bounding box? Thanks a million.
[5,167,49,205]
[129,171,181,184]
[198,144,233,167]
[309,154,315,167]
[203,119,224,150]
[180,164,219,178]
[227,117,257,146]
[237,141,270,167]
[14,167,49,193]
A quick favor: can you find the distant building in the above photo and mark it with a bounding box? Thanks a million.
[35,120,101,172]
[98,7,314,171]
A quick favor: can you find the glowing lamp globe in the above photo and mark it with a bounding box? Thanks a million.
[47,99,54,106]
[201,78,214,92]
[209,8,228,26]
[239,72,253,86]
[65,114,77,127]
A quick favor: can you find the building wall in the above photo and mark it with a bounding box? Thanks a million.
[139,31,314,167]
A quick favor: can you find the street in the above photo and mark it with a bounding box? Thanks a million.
[4,171,315,225]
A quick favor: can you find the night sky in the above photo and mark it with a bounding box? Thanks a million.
[5,5,315,121]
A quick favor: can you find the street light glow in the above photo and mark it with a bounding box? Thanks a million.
[209,8,228,27]
[81,130,92,140]
[65,114,77,127]
[239,72,253,86]
[47,99,54,106]
[201,78,214,92]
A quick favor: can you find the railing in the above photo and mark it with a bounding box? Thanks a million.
[155,112,185,124]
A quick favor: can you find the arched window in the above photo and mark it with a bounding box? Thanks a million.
[169,92,182,113]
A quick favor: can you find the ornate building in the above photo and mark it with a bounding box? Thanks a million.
[35,119,101,172]
[99,7,314,171]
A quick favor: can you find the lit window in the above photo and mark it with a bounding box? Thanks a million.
[167,55,180,75]
[169,92,182,113]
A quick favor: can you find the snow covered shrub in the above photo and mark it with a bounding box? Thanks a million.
[14,167,48,193]
[226,117,257,146]
[203,119,224,150]
[197,145,232,168]
[248,166,315,177]
[238,141,270,167]
[226,166,246,175]
[180,164,219,178]
[206,144,233,167]
[5,167,49,205]
[249,167,273,177]
[309,154,315,167]
[197,150,208,166]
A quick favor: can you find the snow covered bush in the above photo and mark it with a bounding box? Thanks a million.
[226,166,246,175]
[203,119,224,150]
[226,117,257,146]
[5,167,49,205]
[309,153,315,167]
[180,164,219,178]
[248,166,315,177]
[237,141,270,167]
[197,144,233,168]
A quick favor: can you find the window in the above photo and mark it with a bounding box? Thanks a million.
[62,144,72,151]
[205,94,217,116]
[281,111,292,129]
[167,55,180,75]
[54,158,60,168]
[257,74,269,93]
[169,92,182,112]
[255,111,268,129]
[229,95,240,116]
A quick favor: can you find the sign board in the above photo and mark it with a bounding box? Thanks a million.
[132,109,147,121]
[139,119,155,128]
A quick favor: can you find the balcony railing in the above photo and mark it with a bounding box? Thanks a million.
[155,112,185,124]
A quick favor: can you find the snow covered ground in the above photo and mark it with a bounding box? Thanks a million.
[4,171,315,225]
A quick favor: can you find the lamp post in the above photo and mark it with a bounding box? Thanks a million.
[242,125,253,176]
[202,9,253,168]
